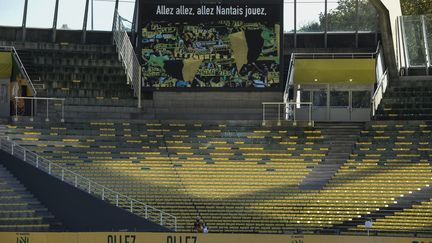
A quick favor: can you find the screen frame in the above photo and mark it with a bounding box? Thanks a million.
[137,0,284,92]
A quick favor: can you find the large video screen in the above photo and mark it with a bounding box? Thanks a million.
[139,0,282,89]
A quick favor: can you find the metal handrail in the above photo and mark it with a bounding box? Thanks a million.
[0,46,37,96]
[262,101,313,127]
[283,53,295,104]
[293,52,376,59]
[113,10,142,108]
[371,69,389,116]
[13,97,65,123]
[371,42,388,117]
[0,136,177,231]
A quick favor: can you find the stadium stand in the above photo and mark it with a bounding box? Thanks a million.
[2,119,431,235]
[375,78,432,120]
[353,198,432,233]
[338,120,432,235]
[1,40,151,121]
[1,121,331,233]
[0,41,136,106]
[0,164,57,231]
[0,0,431,241]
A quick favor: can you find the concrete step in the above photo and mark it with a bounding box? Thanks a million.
[299,122,364,190]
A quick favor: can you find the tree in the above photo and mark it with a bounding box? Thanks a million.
[299,0,432,32]
[298,0,378,32]
[400,0,432,15]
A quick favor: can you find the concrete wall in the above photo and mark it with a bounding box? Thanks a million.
[152,91,282,120]
[379,0,402,56]
[370,0,402,79]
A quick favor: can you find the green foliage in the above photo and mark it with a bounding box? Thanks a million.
[298,22,322,32]
[401,0,432,15]
[298,0,378,32]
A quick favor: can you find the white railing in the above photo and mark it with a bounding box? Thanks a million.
[372,69,389,116]
[396,17,408,75]
[0,136,177,231]
[293,52,376,59]
[13,97,65,123]
[113,11,141,108]
[371,43,388,117]
[262,102,313,126]
[283,53,295,104]
[0,46,37,96]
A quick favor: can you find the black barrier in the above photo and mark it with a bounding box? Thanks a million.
[0,150,169,232]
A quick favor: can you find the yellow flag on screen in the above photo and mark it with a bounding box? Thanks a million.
[182,58,202,82]
[229,31,248,72]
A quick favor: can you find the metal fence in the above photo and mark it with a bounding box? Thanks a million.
[113,10,142,108]
[293,52,377,60]
[262,102,313,126]
[371,44,388,117]
[372,70,388,116]
[13,97,65,122]
[0,137,177,231]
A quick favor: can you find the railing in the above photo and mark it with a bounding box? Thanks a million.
[293,52,377,59]
[262,102,313,126]
[0,46,37,96]
[113,10,141,108]
[372,69,389,116]
[0,136,177,231]
[13,97,65,123]
[397,15,432,75]
[283,53,295,104]
[371,43,388,117]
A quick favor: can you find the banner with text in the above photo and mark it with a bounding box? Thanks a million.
[140,2,282,89]
[6,232,432,243]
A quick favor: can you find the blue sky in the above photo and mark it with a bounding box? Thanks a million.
[0,0,337,32]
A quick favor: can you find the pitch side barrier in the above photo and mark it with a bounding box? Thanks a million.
[5,232,432,243]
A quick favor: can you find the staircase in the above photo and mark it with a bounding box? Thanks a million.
[299,122,363,190]
[0,164,61,231]
[16,50,46,94]
[375,77,432,120]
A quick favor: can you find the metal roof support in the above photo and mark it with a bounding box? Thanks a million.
[82,0,90,44]
[21,0,28,41]
[91,0,94,31]
[52,0,59,42]
[132,0,138,45]
[324,0,328,48]
[293,0,297,48]
[112,0,120,43]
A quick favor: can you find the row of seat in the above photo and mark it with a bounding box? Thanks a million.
[0,165,53,231]
[352,198,432,233]
[4,122,330,232]
[376,80,432,120]
[3,120,432,234]
[17,44,134,100]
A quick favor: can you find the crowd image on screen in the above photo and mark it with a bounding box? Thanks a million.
[141,20,280,88]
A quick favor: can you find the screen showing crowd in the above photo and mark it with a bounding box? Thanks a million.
[141,4,281,89]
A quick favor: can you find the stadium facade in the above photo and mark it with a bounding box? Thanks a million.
[0,0,431,242]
